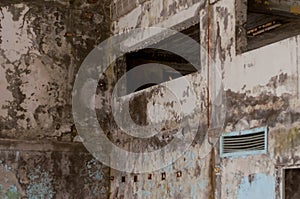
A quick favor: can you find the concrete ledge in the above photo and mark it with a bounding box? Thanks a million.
[0,138,88,152]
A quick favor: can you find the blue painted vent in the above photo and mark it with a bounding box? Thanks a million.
[220,127,268,157]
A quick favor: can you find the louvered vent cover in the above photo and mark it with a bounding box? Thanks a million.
[220,127,267,157]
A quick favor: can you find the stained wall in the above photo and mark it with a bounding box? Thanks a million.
[111,0,300,198]
[0,0,112,197]
[1,0,300,198]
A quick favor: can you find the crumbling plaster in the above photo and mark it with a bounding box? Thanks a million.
[111,0,300,198]
[0,0,112,198]
[0,0,299,198]
[0,143,110,198]
[112,0,204,34]
[0,0,111,141]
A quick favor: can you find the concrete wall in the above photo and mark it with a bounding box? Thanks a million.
[1,0,300,198]
[0,0,111,141]
[111,0,300,198]
[110,0,232,198]
[109,72,214,198]
[0,0,112,197]
[0,1,110,141]
[0,140,110,198]
[221,35,300,199]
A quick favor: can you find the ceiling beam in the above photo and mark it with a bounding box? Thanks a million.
[248,0,300,18]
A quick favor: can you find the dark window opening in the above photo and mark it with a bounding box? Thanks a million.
[237,0,300,53]
[285,168,300,199]
[124,23,199,95]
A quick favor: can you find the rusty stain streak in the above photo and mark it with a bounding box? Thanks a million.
[207,2,211,129]
[209,147,215,199]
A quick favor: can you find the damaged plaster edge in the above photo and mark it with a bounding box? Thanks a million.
[155,2,201,30]
[116,71,201,101]
[114,2,201,35]
[118,11,201,55]
[120,14,200,53]
[114,5,142,34]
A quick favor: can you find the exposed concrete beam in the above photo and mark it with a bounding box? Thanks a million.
[0,138,87,152]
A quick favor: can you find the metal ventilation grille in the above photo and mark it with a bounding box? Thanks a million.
[220,127,267,157]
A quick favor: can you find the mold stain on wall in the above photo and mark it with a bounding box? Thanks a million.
[26,166,55,199]
[0,0,112,198]
[0,0,300,198]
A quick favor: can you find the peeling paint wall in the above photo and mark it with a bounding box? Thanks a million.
[110,0,230,198]
[0,0,112,198]
[112,0,204,33]
[0,0,111,141]
[112,0,300,198]
[109,72,214,198]
[1,0,300,198]
[0,142,110,198]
